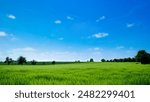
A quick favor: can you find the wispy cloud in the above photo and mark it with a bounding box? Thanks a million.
[116,46,124,49]
[7,14,16,20]
[58,37,64,40]
[96,16,106,22]
[67,16,74,20]
[10,34,17,41]
[11,37,17,41]
[94,47,100,51]
[127,23,135,28]
[0,47,137,61]
[6,48,80,61]
[7,47,38,61]
[92,32,109,38]
[0,31,7,37]
[12,47,36,52]
[54,20,62,24]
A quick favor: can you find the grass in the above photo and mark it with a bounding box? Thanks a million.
[0,62,150,85]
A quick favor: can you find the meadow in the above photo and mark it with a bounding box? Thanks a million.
[0,62,150,85]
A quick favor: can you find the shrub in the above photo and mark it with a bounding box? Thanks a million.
[90,58,94,62]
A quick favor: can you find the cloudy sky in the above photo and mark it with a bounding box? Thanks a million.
[0,0,150,61]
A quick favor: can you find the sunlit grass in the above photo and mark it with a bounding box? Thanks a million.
[0,62,150,85]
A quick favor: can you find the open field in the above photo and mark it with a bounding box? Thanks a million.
[0,62,150,85]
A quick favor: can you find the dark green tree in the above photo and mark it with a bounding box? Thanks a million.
[17,56,26,65]
[101,59,106,62]
[31,60,36,65]
[90,58,94,62]
[119,58,123,62]
[123,58,128,62]
[5,57,13,65]
[52,61,56,64]
[106,60,109,62]
[110,59,113,62]
[113,59,118,62]
[135,50,147,62]
[127,57,132,62]
[131,58,136,62]
[141,53,150,64]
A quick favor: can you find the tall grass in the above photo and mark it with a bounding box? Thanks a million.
[0,62,150,85]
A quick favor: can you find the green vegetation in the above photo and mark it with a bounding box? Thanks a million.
[0,62,150,85]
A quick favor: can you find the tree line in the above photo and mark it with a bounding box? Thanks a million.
[2,56,57,65]
[100,50,150,64]
[1,50,150,65]
[101,57,136,62]
[4,56,27,65]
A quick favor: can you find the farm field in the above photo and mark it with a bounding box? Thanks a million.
[0,62,150,85]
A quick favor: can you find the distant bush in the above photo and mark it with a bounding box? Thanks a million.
[90,58,94,62]
[17,56,26,65]
[101,59,106,62]
[31,60,36,65]
[52,61,56,64]
[4,57,13,65]
[107,57,136,62]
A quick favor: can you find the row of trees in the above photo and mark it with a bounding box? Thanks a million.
[100,50,150,64]
[3,56,56,65]
[101,57,136,62]
[2,50,150,65]
[4,56,27,65]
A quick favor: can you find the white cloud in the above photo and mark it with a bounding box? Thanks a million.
[96,16,106,22]
[92,48,102,55]
[7,14,16,19]
[116,46,124,49]
[0,32,17,40]
[100,16,106,20]
[12,47,36,52]
[58,37,64,40]
[11,37,17,41]
[9,34,17,41]
[127,23,135,28]
[0,31,7,37]
[54,20,62,24]
[6,48,82,61]
[88,47,103,52]
[92,51,101,55]
[94,47,100,51]
[67,16,74,20]
[92,32,109,38]
[7,47,37,60]
[0,46,138,61]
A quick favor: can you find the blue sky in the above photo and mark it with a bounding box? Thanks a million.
[0,0,150,61]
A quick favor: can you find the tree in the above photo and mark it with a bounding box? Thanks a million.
[101,59,106,62]
[131,58,136,62]
[113,59,118,62]
[110,59,113,62]
[127,57,132,62]
[123,58,128,62]
[31,60,36,65]
[141,53,150,64]
[90,58,94,62]
[52,61,56,64]
[17,56,26,65]
[135,50,147,62]
[119,58,123,62]
[5,57,13,65]
[106,60,109,62]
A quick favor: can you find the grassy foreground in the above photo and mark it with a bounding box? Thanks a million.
[0,62,150,85]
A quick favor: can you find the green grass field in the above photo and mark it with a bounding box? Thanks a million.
[0,62,150,85]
